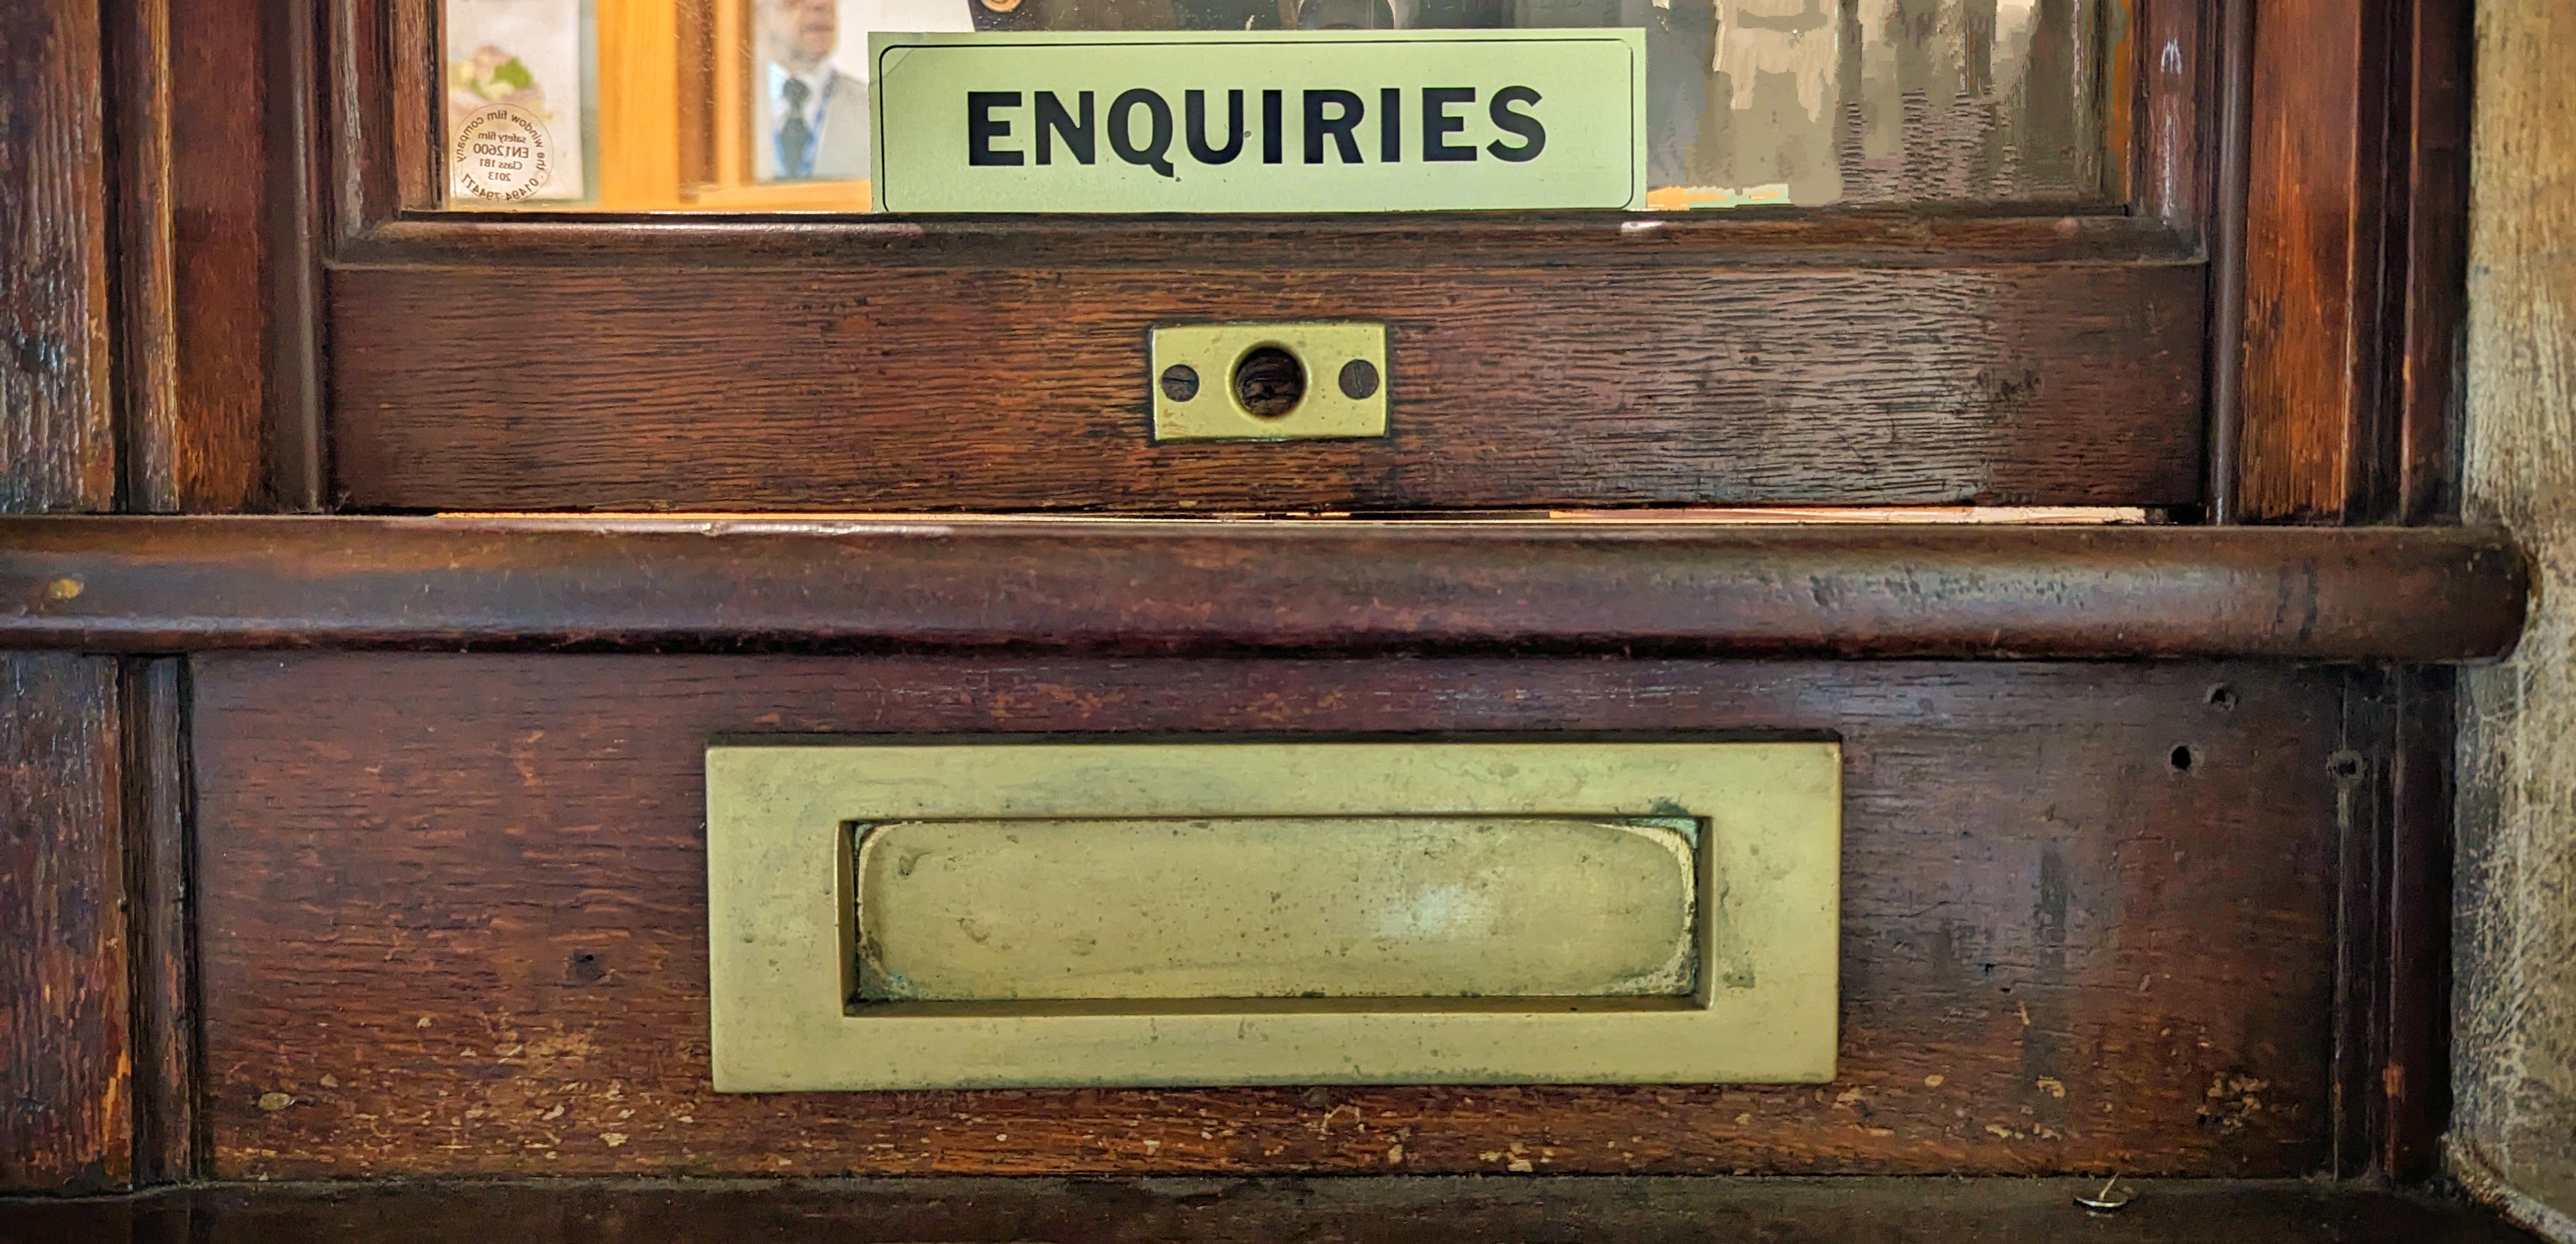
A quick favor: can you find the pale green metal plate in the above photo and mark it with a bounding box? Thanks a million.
[706,739,1841,1091]
[868,30,1647,213]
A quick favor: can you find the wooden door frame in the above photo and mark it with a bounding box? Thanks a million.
[0,0,2486,1192]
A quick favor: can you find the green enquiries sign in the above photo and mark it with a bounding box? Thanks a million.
[868,30,1646,213]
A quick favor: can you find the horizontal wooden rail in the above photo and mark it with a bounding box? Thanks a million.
[0,517,2528,660]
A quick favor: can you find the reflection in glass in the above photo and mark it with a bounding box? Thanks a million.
[444,0,594,204]
[440,0,2117,212]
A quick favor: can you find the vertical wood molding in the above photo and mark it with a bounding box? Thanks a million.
[107,0,182,514]
[2232,0,2470,524]
[2394,0,2472,525]
[163,0,284,513]
[271,0,327,510]
[124,659,198,1184]
[2235,0,2386,521]
[2383,665,2454,1181]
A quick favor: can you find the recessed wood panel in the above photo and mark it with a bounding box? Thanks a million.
[194,654,2338,1177]
[325,257,2205,511]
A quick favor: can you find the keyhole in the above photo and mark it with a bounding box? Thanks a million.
[1233,346,1305,419]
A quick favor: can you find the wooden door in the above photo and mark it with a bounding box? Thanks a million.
[0,0,2518,1218]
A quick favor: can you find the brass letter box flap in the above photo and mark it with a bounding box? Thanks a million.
[707,740,1839,1090]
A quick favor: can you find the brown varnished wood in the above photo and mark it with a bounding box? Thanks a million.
[327,0,397,250]
[2202,0,2252,520]
[1,0,116,513]
[194,654,2343,1178]
[2379,667,2456,1181]
[167,0,280,512]
[0,517,2527,661]
[327,259,2204,512]
[2229,0,2468,523]
[328,0,2212,514]
[2136,0,2212,231]
[0,655,129,1192]
[390,0,434,212]
[109,0,276,514]
[2323,667,2456,1182]
[0,1178,2546,1243]
[1,0,132,1195]
[123,660,200,1185]
[2235,0,2386,520]
[270,0,327,511]
[105,0,181,513]
[2394,0,2472,525]
[337,212,2198,269]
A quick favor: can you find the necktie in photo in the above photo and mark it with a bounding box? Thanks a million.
[778,77,817,179]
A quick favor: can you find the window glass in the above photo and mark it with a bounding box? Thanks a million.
[440,0,2118,212]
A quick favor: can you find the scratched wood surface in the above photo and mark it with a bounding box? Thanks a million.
[0,656,128,1192]
[194,654,2339,1178]
[326,258,2204,513]
[0,0,130,1194]
[0,0,114,513]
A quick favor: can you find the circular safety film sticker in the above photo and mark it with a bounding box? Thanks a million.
[452,103,555,202]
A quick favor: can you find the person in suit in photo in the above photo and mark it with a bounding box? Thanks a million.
[759,0,871,180]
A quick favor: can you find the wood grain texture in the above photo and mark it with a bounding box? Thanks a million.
[2395,0,2473,524]
[2383,666,2454,1181]
[2,0,130,1195]
[104,0,276,514]
[0,0,116,513]
[2230,0,2470,524]
[0,653,128,1191]
[161,0,276,513]
[104,0,181,513]
[2234,0,2384,520]
[0,517,2528,661]
[194,654,2343,1178]
[327,259,2204,511]
[335,212,2200,269]
[0,1178,2547,1243]
[122,659,198,1184]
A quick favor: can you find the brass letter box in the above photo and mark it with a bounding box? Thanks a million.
[705,740,1839,1090]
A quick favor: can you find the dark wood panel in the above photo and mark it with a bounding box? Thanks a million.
[2356,666,2454,1182]
[0,1178,2545,1244]
[196,655,2343,1177]
[0,0,115,513]
[1,0,129,1195]
[2394,0,2473,524]
[122,660,198,1184]
[0,654,128,1191]
[326,259,2204,511]
[0,517,2526,661]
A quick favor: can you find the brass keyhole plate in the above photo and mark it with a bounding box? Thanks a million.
[1150,321,1390,442]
